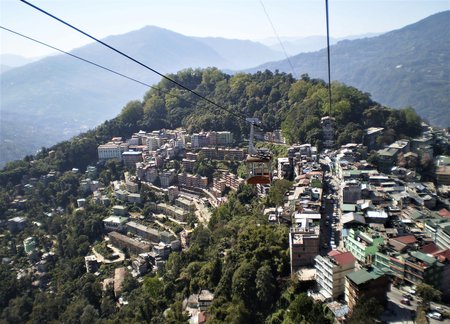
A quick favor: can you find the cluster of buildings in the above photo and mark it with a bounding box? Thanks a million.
[98,129,248,206]
[269,123,450,321]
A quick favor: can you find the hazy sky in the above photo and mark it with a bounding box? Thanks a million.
[1,0,449,58]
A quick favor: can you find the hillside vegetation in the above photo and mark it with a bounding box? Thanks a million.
[251,11,450,127]
[1,68,422,186]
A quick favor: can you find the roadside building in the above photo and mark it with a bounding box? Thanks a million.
[344,229,384,264]
[345,268,389,311]
[103,216,128,232]
[108,231,151,255]
[315,251,356,300]
[289,222,320,273]
[84,255,99,273]
[126,221,160,243]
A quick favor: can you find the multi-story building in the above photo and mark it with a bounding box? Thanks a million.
[178,172,208,189]
[191,133,209,148]
[84,255,99,273]
[404,251,444,288]
[377,147,399,173]
[175,197,195,212]
[182,158,197,173]
[436,166,450,186]
[154,203,188,221]
[108,231,151,254]
[167,186,179,202]
[289,223,320,273]
[98,140,128,161]
[345,268,389,311]
[216,131,233,146]
[159,169,177,188]
[424,219,450,250]
[315,251,356,300]
[126,221,160,243]
[199,147,245,161]
[103,215,128,232]
[364,127,384,151]
[321,116,335,148]
[344,229,384,264]
[122,151,143,167]
[342,181,361,203]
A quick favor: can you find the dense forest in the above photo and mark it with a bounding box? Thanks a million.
[0,69,422,323]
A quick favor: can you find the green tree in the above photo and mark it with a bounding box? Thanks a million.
[255,264,276,311]
[417,283,442,310]
[349,297,383,324]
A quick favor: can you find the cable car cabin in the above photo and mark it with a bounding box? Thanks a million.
[246,152,272,185]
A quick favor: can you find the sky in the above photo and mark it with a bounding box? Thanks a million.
[1,0,449,58]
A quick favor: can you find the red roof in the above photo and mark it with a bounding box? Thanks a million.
[328,250,341,257]
[420,242,440,254]
[392,235,417,245]
[434,249,450,262]
[332,251,356,266]
[438,208,450,218]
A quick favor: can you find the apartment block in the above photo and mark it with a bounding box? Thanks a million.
[315,251,356,300]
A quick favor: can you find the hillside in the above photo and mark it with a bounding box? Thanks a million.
[249,11,450,127]
[0,26,281,166]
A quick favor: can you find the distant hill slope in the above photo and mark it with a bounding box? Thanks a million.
[0,54,41,73]
[0,26,280,166]
[249,11,450,127]
[194,37,283,69]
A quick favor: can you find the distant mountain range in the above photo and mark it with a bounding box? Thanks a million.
[259,33,380,54]
[1,12,449,166]
[0,26,284,166]
[249,11,450,128]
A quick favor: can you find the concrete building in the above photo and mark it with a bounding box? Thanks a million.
[345,268,389,311]
[344,229,384,264]
[98,140,128,161]
[122,151,143,167]
[85,255,99,273]
[178,172,208,189]
[108,231,151,255]
[342,181,361,204]
[321,116,335,148]
[103,216,128,232]
[7,216,26,233]
[113,205,127,216]
[23,237,37,254]
[126,221,160,243]
[315,251,356,300]
[436,166,450,186]
[289,222,320,273]
[364,127,384,151]
[160,169,177,188]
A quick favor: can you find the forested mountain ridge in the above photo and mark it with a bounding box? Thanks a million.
[1,68,422,184]
[0,26,282,167]
[249,11,450,127]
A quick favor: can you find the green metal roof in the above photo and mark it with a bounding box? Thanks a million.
[346,269,382,285]
[409,251,436,266]
[342,204,357,212]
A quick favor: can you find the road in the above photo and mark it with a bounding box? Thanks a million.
[382,286,449,324]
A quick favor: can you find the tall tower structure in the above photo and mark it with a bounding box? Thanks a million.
[321,116,335,149]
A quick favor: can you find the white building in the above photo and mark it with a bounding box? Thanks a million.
[315,251,356,300]
[98,141,128,161]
